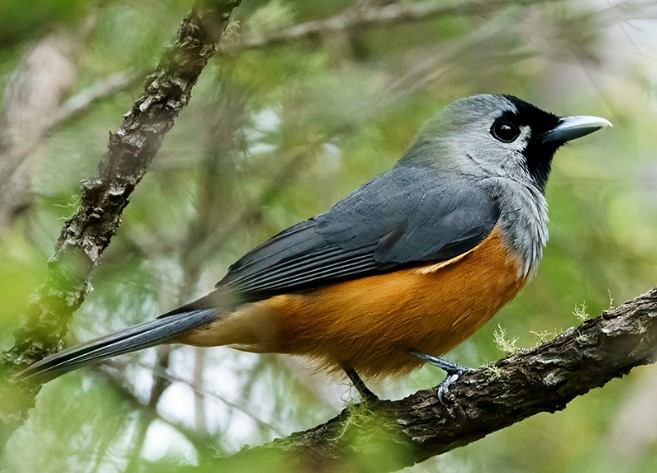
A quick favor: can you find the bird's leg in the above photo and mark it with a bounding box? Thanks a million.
[409,348,474,403]
[342,366,379,402]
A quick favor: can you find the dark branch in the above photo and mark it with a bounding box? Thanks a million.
[170,288,657,473]
[1,0,241,426]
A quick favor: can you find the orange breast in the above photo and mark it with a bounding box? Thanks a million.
[180,226,527,378]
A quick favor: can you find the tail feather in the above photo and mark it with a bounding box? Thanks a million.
[18,308,218,383]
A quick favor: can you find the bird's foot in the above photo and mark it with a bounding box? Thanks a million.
[343,366,380,403]
[409,349,474,404]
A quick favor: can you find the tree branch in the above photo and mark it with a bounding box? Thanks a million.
[1,0,241,426]
[0,71,140,224]
[169,288,657,473]
[0,28,86,229]
[222,0,558,54]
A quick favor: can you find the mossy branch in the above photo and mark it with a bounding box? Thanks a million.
[168,288,657,473]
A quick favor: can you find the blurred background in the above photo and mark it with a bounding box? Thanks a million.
[1,0,657,471]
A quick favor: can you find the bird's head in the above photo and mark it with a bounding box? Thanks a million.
[406,94,611,191]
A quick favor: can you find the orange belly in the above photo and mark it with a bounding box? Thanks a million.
[180,227,527,378]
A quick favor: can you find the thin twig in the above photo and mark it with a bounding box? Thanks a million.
[100,369,224,462]
[107,358,287,437]
[223,0,558,54]
[0,71,140,201]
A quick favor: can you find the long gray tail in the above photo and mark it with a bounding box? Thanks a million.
[17,308,218,383]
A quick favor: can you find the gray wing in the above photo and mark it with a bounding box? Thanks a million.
[217,165,499,302]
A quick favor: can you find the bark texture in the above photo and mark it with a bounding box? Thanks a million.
[170,288,657,472]
[1,0,241,426]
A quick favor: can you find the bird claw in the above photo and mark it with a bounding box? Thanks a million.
[435,370,472,405]
[409,348,474,405]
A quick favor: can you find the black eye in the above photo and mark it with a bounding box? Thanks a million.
[491,120,520,143]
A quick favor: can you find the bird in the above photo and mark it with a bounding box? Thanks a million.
[18,94,611,401]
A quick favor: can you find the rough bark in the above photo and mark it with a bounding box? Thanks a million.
[167,288,657,473]
[1,0,241,426]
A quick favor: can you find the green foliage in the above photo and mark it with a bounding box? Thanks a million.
[0,0,87,45]
[6,374,134,473]
[2,0,657,472]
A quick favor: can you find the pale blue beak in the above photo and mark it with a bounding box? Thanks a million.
[542,115,612,144]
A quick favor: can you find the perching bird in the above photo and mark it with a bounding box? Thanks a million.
[19,94,611,400]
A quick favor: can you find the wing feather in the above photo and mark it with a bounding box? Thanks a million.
[217,165,499,302]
